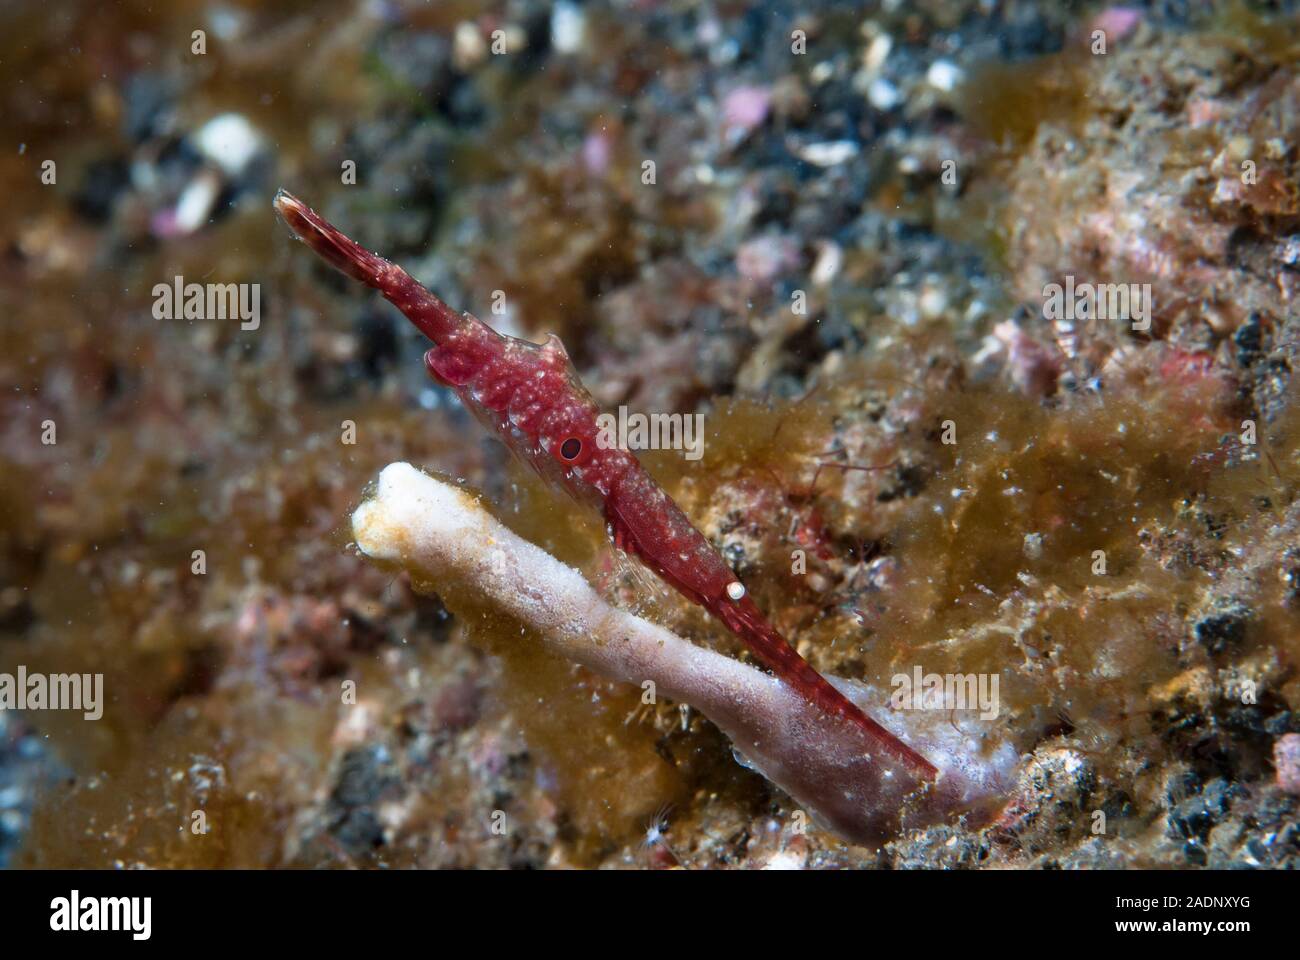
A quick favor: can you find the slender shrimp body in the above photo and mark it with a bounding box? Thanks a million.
[274,190,937,781]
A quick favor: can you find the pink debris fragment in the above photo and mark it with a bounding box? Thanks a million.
[1158,347,1218,386]
[582,127,613,176]
[1186,98,1227,128]
[993,320,1060,398]
[1091,7,1141,43]
[1275,733,1300,795]
[150,208,181,239]
[735,234,799,283]
[722,84,771,140]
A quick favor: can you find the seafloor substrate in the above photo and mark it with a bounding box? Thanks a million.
[1,0,1297,868]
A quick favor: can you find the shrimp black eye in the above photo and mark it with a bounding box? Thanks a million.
[560,437,583,461]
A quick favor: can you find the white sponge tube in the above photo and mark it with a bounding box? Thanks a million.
[352,462,1015,845]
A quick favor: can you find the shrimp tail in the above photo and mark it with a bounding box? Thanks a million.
[274,190,467,345]
[717,597,939,780]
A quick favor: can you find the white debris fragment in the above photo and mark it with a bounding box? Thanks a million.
[926,59,964,93]
[172,169,223,234]
[796,140,860,167]
[811,241,843,287]
[863,33,893,74]
[867,77,901,111]
[193,113,265,177]
[453,22,487,70]
[762,849,807,870]
[550,2,586,55]
[918,281,949,320]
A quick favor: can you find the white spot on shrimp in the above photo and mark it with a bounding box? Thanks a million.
[726,581,746,601]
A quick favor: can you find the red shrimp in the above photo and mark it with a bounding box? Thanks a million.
[274,190,938,780]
